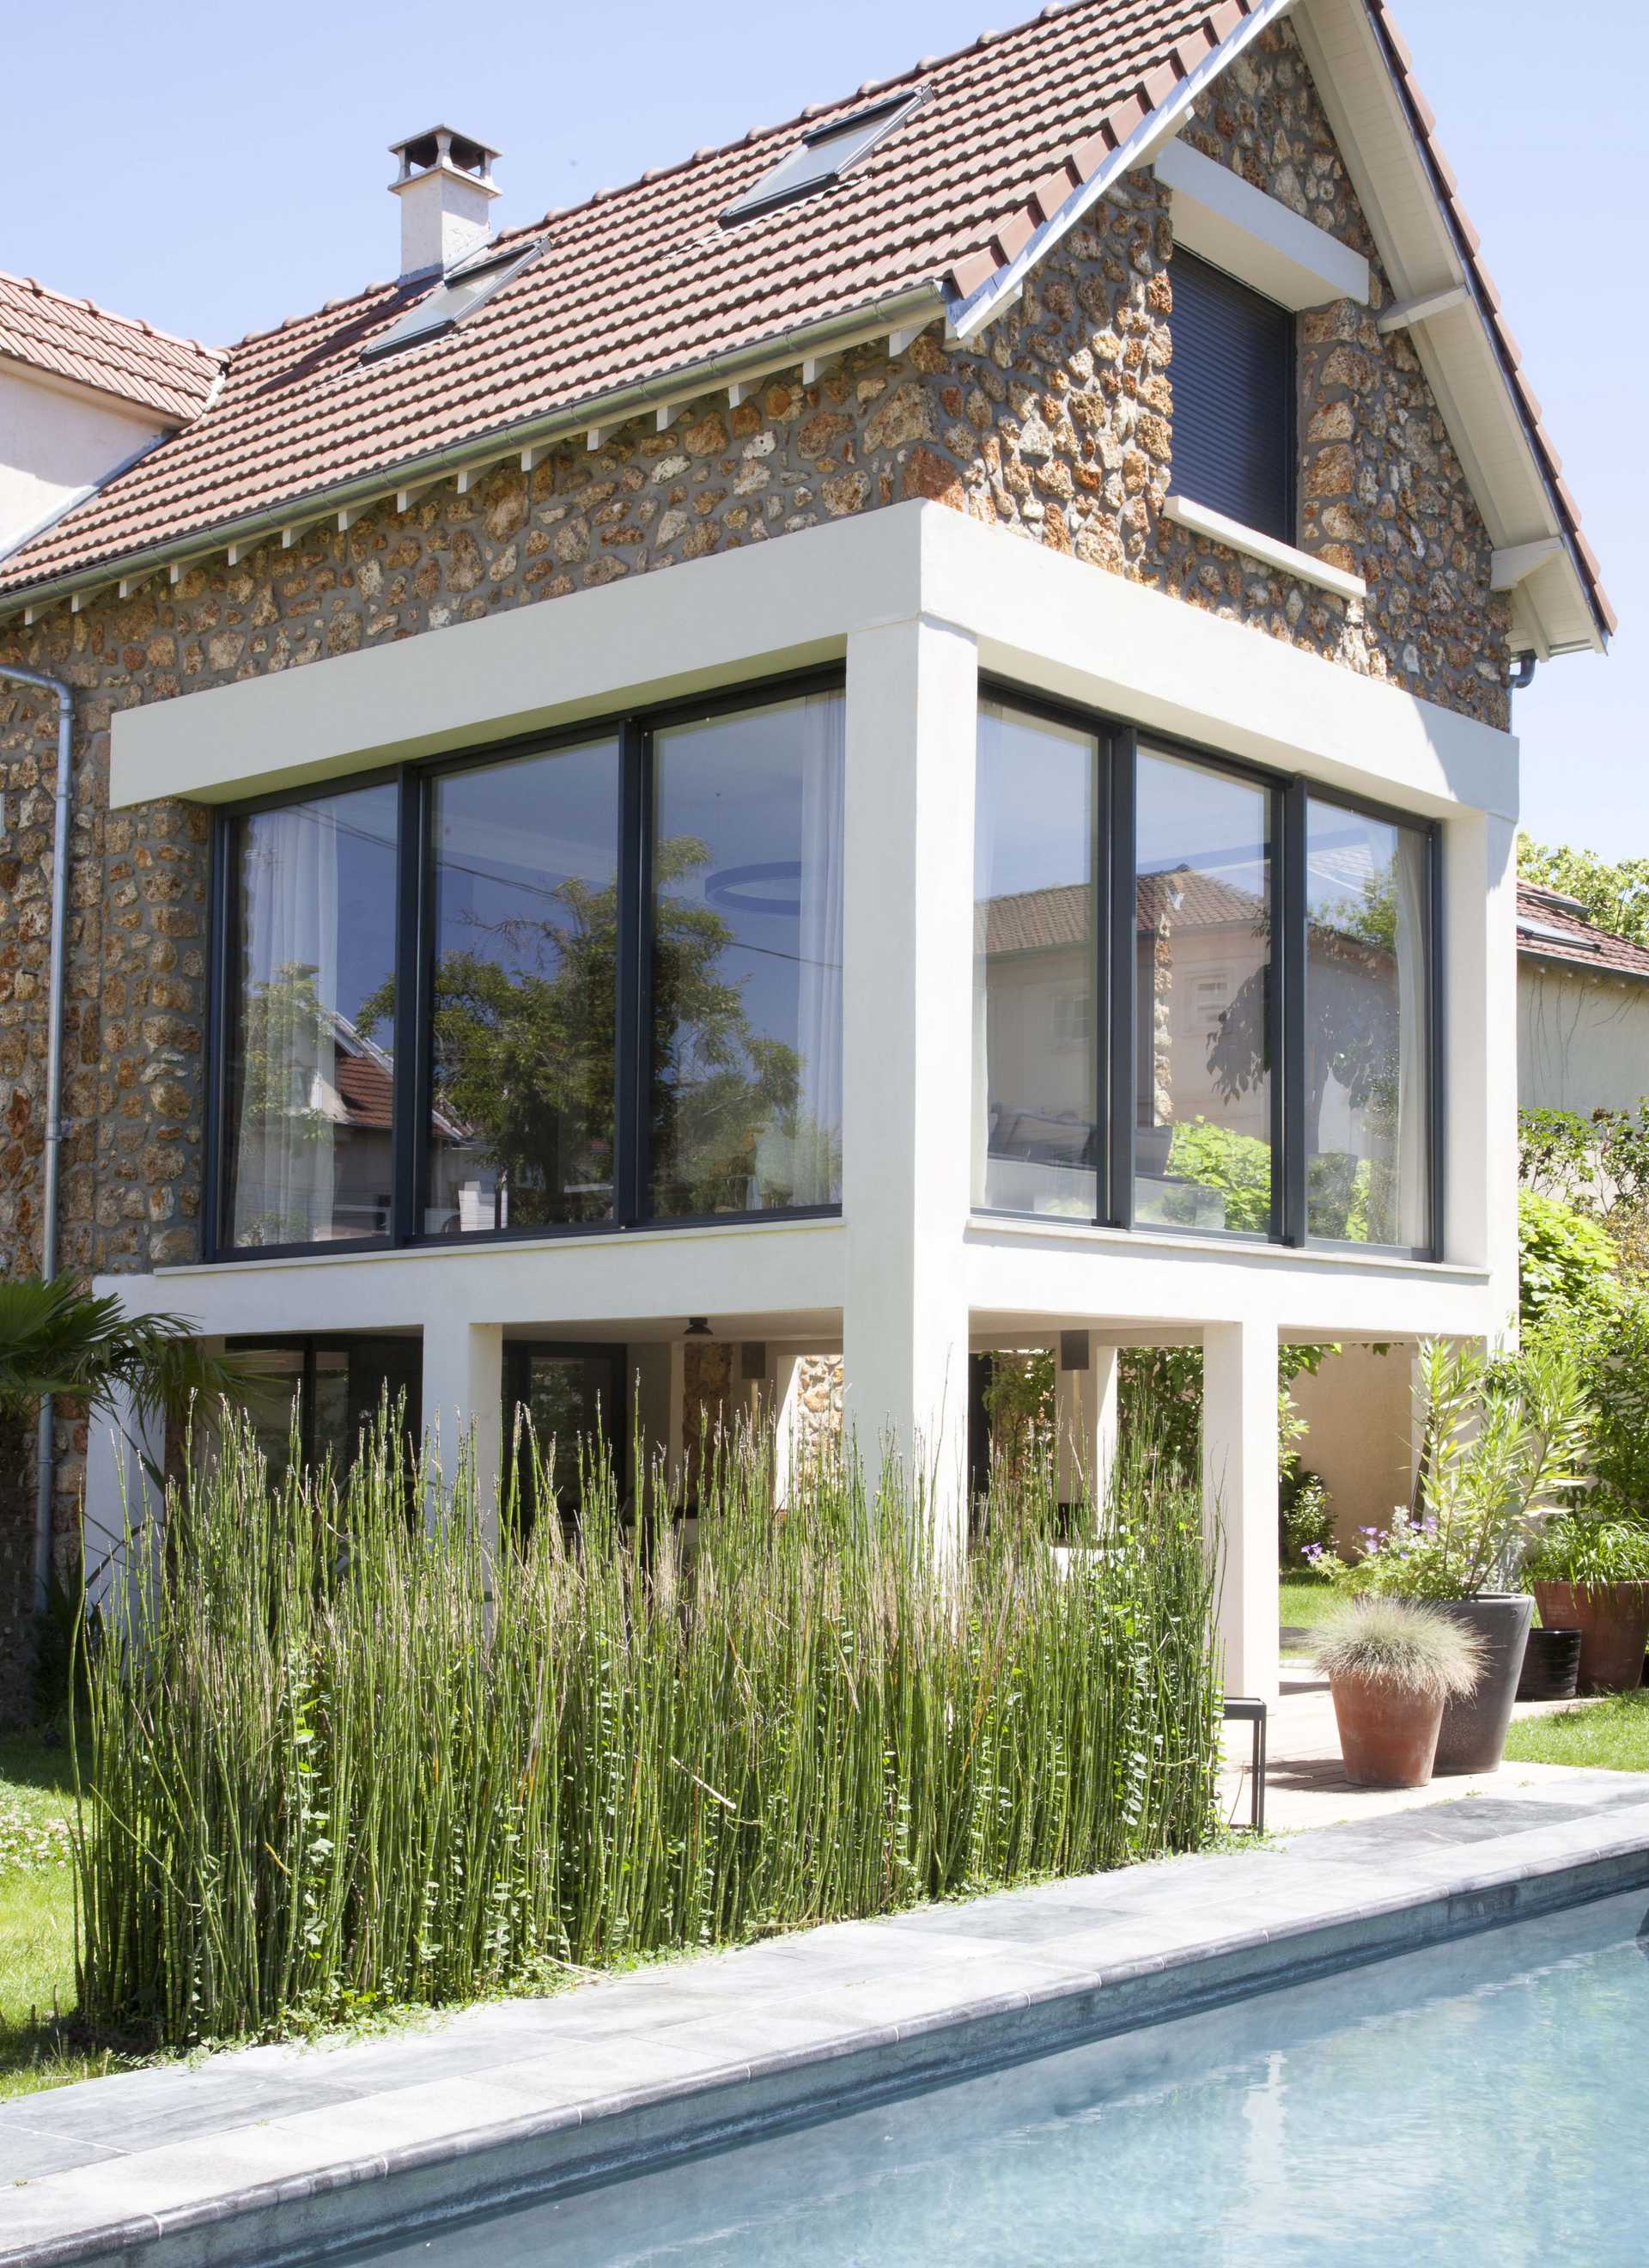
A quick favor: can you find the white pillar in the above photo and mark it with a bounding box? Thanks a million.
[1202,1319,1279,1702]
[771,1348,806,1504]
[420,1317,503,1539]
[1055,1332,1120,1526]
[1446,807,1519,1338]
[840,613,977,1556]
[82,1386,166,1624]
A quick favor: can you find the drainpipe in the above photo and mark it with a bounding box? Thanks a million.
[0,660,74,1614]
[1506,652,1537,692]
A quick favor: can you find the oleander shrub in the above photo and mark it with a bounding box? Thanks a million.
[71,1414,1220,2049]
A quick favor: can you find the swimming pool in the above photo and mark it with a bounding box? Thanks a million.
[335,1887,1649,2267]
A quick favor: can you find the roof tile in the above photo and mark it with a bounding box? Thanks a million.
[0,267,222,424]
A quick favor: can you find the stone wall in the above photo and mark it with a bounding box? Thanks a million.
[0,20,1509,1585]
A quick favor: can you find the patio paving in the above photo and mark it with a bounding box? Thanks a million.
[3,1766,1646,2268]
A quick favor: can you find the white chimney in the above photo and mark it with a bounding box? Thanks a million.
[388,127,501,278]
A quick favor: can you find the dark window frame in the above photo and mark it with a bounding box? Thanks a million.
[976,675,1444,1262]
[204,664,847,1264]
[222,1331,423,1472]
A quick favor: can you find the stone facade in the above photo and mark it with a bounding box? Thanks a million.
[0,23,1510,1590]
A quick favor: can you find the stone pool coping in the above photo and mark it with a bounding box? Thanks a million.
[4,1769,1648,2268]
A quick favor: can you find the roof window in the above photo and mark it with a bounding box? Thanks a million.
[721,91,922,225]
[362,235,542,363]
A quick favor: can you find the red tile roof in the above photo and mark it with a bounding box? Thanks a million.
[0,0,1610,649]
[0,267,222,426]
[1516,883,1649,985]
[0,0,1293,601]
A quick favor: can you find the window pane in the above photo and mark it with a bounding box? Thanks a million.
[972,701,1098,1217]
[235,1348,307,1486]
[426,739,620,1234]
[225,783,399,1247]
[650,692,843,1216]
[1305,804,1430,1247]
[1135,750,1273,1232]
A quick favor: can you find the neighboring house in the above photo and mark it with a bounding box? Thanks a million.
[1517,881,1649,1116]
[0,0,1613,1708]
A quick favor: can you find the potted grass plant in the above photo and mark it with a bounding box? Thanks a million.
[1309,1335,1591,1773]
[1524,1515,1649,1692]
[1312,1599,1487,1789]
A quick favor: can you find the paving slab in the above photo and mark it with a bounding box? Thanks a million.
[3,1767,1646,2268]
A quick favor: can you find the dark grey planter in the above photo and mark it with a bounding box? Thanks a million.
[1433,1594,1533,1774]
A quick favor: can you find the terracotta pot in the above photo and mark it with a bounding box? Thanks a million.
[1531,1581,1649,1693]
[1433,1594,1532,1774]
[1329,1669,1445,1789]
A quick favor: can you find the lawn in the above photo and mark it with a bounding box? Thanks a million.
[0,1731,137,2100]
[1279,1571,1334,1644]
[1502,1688,1649,1772]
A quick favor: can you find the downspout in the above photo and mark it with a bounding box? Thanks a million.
[0,660,73,1613]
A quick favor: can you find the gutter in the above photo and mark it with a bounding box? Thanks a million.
[0,280,946,624]
[0,661,73,1616]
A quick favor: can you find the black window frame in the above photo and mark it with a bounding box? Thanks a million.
[974,676,1444,1262]
[1167,247,1299,547]
[203,664,847,1264]
[222,1330,423,1472]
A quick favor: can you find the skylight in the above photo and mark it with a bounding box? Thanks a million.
[721,91,923,225]
[362,236,542,362]
[1518,917,1597,949]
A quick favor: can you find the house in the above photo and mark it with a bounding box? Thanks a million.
[1517,881,1649,1117]
[0,0,1611,1709]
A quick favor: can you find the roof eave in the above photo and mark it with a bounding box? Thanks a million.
[0,278,946,625]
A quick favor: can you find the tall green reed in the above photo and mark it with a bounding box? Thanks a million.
[73,1413,1220,2048]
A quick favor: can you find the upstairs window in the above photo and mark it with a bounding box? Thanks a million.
[1167,249,1296,544]
[721,92,922,225]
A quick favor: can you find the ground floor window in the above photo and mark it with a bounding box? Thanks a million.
[228,1333,421,1485]
[502,1341,627,1536]
[973,687,1439,1256]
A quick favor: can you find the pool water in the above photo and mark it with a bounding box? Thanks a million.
[348,1890,1649,2267]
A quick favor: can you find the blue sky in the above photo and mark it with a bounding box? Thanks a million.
[9,1,1640,854]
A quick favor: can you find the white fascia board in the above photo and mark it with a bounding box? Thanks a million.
[946,0,1297,342]
[1163,493,1367,601]
[1153,137,1370,308]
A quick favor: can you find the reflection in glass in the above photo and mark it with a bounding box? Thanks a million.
[1134,750,1273,1232]
[972,702,1098,1217]
[225,784,399,1247]
[504,1345,625,1538]
[233,1337,421,1487]
[1305,803,1430,1247]
[424,740,620,1235]
[650,693,844,1216]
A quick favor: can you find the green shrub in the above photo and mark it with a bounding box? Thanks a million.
[1280,1464,1334,1568]
[1524,1514,1649,1587]
[1311,1598,1485,1698]
[1518,1188,1619,1329]
[72,1418,1220,2051]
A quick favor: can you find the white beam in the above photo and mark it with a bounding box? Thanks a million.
[726,378,758,410]
[519,443,552,473]
[336,502,372,533]
[801,355,825,386]
[396,479,441,511]
[1378,282,1469,335]
[654,403,683,433]
[1491,537,1564,591]
[1155,136,1370,309]
[118,571,155,601]
[1202,1320,1279,1704]
[887,320,927,358]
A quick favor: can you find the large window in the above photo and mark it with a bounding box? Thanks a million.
[651,694,843,1217]
[231,1334,421,1486]
[1168,249,1296,544]
[208,677,844,1259]
[971,690,1439,1255]
[222,783,400,1248]
[1304,801,1433,1248]
[973,700,1098,1218]
[1135,749,1273,1233]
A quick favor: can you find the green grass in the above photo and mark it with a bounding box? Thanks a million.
[0,1730,144,2100]
[1502,1689,1649,1772]
[1280,1570,1334,1638]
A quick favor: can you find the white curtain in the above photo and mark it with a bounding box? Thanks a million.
[971,706,1001,1208]
[1393,827,1430,1249]
[794,691,846,1203]
[232,801,341,1243]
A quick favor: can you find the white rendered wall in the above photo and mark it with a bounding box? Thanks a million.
[1518,963,1649,1116]
[0,363,165,558]
[97,499,1522,1699]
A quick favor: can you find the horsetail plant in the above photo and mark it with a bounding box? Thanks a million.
[72,1408,1220,2049]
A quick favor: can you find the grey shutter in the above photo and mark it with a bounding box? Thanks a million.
[1167,251,1296,543]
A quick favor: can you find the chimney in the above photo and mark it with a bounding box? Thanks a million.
[388,126,501,278]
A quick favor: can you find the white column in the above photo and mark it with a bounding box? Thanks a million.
[1055,1332,1120,1527]
[1202,1319,1279,1702]
[82,1385,166,1624]
[420,1317,503,1540]
[840,613,977,1557]
[771,1348,805,1505]
[1446,806,1519,1339]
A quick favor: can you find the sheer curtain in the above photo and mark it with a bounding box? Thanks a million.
[794,691,846,1204]
[232,802,341,1244]
[971,706,1001,1209]
[1393,827,1430,1250]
